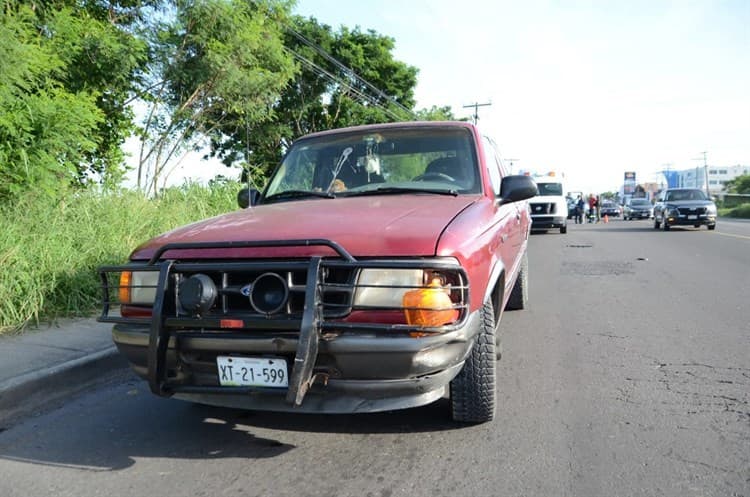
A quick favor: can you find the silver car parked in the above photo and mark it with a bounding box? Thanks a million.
[623,198,653,220]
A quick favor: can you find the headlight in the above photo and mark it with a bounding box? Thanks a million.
[353,267,462,327]
[119,270,158,305]
[706,204,717,215]
[353,269,423,308]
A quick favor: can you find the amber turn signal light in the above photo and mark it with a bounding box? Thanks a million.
[402,277,458,327]
[119,271,132,304]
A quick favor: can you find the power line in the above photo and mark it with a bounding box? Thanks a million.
[286,27,416,120]
[283,47,404,121]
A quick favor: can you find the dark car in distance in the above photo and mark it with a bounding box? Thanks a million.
[97,121,538,424]
[623,198,654,220]
[599,201,621,218]
[653,188,717,231]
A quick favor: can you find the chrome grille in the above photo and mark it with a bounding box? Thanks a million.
[677,207,707,216]
[530,202,555,214]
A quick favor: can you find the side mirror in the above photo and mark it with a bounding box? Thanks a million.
[498,175,538,204]
[237,188,261,209]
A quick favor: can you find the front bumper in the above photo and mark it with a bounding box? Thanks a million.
[531,215,566,229]
[627,211,652,219]
[112,310,479,413]
[664,214,716,227]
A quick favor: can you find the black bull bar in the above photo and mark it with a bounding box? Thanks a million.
[98,239,469,407]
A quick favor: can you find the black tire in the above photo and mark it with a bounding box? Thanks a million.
[662,218,670,231]
[708,224,716,230]
[449,301,496,423]
[505,252,528,311]
[560,225,567,234]
[654,217,661,229]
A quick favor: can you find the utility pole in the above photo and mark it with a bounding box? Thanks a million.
[462,102,491,124]
[661,163,672,189]
[692,151,709,195]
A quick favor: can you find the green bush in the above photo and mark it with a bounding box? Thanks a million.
[0,182,239,333]
[725,203,750,218]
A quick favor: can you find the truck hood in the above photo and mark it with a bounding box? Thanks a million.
[131,195,478,261]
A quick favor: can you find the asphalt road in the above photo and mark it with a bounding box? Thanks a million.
[1,218,748,497]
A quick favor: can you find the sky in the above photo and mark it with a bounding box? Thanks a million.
[291,0,750,193]
[147,0,750,194]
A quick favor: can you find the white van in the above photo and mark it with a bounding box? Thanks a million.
[528,175,568,233]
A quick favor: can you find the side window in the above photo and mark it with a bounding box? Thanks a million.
[481,136,503,195]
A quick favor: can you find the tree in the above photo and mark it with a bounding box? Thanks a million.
[210,16,422,178]
[416,105,460,121]
[51,0,152,186]
[725,174,750,194]
[0,1,152,200]
[0,4,100,200]
[134,0,296,196]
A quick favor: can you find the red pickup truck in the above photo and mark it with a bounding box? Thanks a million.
[99,121,536,423]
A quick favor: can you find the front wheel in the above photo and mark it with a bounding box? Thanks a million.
[560,225,567,234]
[663,218,670,231]
[654,217,661,229]
[708,224,716,230]
[449,301,496,423]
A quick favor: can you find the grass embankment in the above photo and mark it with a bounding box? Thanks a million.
[718,203,750,218]
[0,182,239,334]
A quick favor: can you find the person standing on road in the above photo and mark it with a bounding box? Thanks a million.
[595,195,601,223]
[588,195,596,223]
[575,195,585,224]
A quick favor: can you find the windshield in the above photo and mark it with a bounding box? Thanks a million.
[536,182,563,196]
[665,189,708,202]
[630,199,651,206]
[263,127,480,201]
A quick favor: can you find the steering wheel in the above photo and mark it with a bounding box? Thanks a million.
[413,172,456,182]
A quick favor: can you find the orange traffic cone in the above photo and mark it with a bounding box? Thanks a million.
[603,214,609,223]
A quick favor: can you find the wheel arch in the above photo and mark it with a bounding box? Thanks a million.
[483,260,505,324]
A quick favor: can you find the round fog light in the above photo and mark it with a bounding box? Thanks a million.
[178,274,217,315]
[250,273,288,315]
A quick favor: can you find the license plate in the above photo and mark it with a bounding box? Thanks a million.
[216,356,288,387]
[688,215,697,220]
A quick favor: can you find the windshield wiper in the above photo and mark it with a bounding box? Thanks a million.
[344,186,459,197]
[263,190,335,203]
